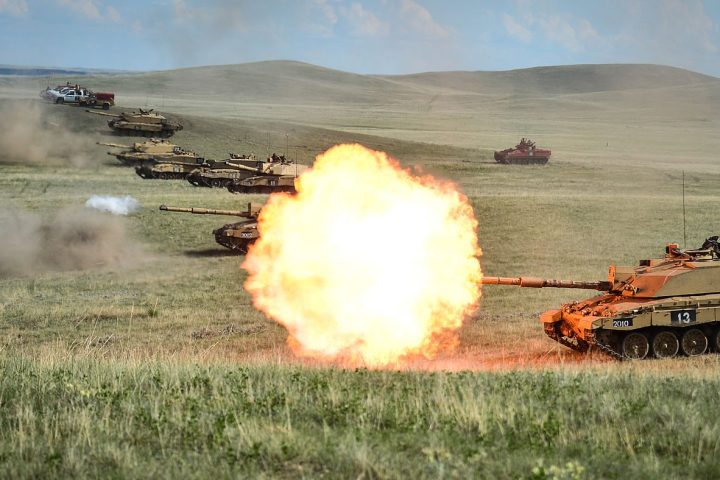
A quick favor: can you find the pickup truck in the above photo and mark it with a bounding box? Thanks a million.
[45,87,88,104]
[42,86,115,109]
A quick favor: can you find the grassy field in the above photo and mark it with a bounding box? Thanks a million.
[2,62,720,477]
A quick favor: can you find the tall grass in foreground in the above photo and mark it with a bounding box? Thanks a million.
[0,356,718,479]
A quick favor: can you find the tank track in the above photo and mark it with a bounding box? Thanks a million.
[543,324,589,353]
[227,183,296,195]
[593,338,628,361]
[214,236,251,254]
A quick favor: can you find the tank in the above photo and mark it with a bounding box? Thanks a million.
[226,153,310,194]
[481,237,720,359]
[135,158,207,180]
[158,203,261,253]
[185,154,260,188]
[494,138,551,165]
[98,139,200,166]
[87,108,183,137]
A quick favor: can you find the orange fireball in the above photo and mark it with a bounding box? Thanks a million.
[242,144,482,367]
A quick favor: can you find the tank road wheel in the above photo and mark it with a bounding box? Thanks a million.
[210,179,222,188]
[158,173,168,180]
[681,329,708,356]
[651,330,680,359]
[621,332,649,359]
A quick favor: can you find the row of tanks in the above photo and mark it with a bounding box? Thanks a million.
[102,139,309,194]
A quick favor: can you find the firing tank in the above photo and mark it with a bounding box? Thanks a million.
[98,139,200,166]
[494,138,551,165]
[226,153,310,194]
[481,237,720,359]
[159,203,261,253]
[185,154,259,188]
[87,109,183,137]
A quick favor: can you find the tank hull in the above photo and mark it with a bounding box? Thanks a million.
[108,120,183,138]
[226,175,298,194]
[136,161,202,180]
[494,138,551,165]
[212,222,259,253]
[542,293,720,359]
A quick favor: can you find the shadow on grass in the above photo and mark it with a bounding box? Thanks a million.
[184,248,239,258]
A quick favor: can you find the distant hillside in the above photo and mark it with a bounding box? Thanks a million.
[5,61,716,105]
[63,61,425,105]
[379,64,719,95]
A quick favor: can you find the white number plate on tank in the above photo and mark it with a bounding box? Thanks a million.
[612,318,633,328]
[671,310,696,325]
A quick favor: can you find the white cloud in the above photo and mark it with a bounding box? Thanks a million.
[56,0,121,22]
[340,2,388,36]
[502,11,602,53]
[0,0,28,16]
[57,0,101,19]
[659,0,717,53]
[399,0,449,38]
[502,13,531,43]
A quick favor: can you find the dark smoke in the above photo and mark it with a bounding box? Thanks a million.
[0,102,93,166]
[0,208,146,278]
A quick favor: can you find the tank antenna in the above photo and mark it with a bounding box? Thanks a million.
[682,170,687,248]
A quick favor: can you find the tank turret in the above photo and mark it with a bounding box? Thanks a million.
[159,203,261,253]
[99,139,200,166]
[87,108,183,137]
[226,154,310,194]
[185,156,259,188]
[482,237,720,359]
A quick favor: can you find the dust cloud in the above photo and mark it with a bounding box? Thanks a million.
[0,102,94,166]
[0,207,146,278]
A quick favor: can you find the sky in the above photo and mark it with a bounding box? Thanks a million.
[0,0,719,76]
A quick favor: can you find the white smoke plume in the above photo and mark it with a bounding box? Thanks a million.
[85,196,139,215]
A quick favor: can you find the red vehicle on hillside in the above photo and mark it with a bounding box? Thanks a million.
[494,138,551,165]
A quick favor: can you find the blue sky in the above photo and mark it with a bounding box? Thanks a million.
[1,0,719,76]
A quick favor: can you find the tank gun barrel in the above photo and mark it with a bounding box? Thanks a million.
[86,109,120,117]
[160,203,261,218]
[96,142,130,149]
[481,276,611,291]
[226,162,262,172]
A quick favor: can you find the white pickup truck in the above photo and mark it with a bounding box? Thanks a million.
[45,86,89,104]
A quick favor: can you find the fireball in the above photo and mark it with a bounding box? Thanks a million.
[242,144,482,367]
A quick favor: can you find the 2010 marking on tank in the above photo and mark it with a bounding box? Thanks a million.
[612,318,633,328]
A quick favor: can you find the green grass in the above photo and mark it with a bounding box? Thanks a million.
[3,63,720,477]
[2,356,720,479]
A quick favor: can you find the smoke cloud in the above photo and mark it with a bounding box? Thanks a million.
[0,207,146,278]
[0,101,94,166]
[85,195,139,215]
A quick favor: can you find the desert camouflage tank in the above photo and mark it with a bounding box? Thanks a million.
[185,154,260,188]
[98,139,200,166]
[494,138,551,165]
[159,203,261,253]
[135,158,207,180]
[226,153,310,194]
[88,108,183,137]
[481,237,720,359]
